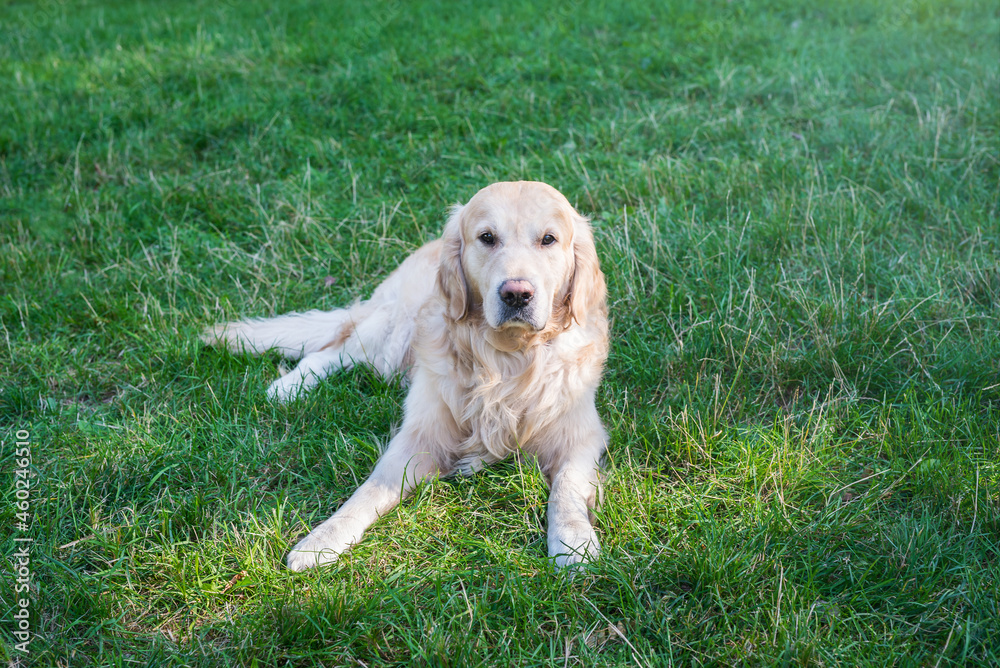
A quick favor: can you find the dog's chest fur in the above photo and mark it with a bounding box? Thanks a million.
[436,322,602,471]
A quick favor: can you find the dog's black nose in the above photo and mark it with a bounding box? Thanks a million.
[499,280,534,309]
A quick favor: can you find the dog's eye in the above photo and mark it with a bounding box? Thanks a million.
[541,234,556,246]
[479,231,495,246]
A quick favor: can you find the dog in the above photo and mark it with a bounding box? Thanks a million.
[203,181,609,571]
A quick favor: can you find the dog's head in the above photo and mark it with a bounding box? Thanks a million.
[438,182,605,336]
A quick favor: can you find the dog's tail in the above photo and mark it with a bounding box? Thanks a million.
[202,309,356,360]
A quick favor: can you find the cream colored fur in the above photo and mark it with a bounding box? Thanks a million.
[203,181,609,571]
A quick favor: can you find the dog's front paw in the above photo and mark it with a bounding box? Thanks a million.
[549,523,600,570]
[286,533,344,571]
[553,551,587,570]
[552,545,600,571]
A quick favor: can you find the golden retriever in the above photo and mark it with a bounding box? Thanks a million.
[204,181,609,571]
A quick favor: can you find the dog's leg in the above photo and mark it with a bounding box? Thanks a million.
[541,408,606,569]
[206,241,443,400]
[266,302,419,402]
[547,461,602,568]
[286,429,444,571]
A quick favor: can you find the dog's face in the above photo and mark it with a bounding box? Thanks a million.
[439,181,604,334]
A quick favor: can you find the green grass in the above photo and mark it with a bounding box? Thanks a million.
[1,0,998,665]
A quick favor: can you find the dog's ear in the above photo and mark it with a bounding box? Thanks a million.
[566,215,606,326]
[438,204,469,321]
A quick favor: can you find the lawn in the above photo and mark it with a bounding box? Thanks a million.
[1,0,998,665]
